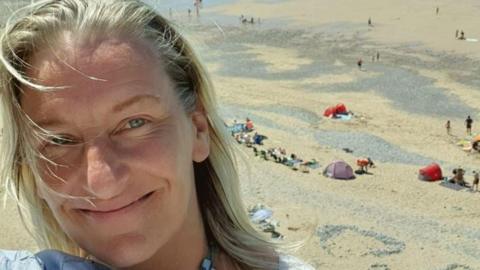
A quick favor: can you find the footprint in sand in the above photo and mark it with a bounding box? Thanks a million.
[369,263,390,270]
[438,264,474,270]
[316,225,405,258]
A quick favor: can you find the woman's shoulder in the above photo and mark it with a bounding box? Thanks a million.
[1,249,110,270]
[278,254,315,270]
[0,250,43,270]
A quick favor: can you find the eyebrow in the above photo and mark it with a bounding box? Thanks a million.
[34,94,163,128]
[111,94,163,113]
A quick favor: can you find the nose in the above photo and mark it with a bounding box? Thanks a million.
[84,139,128,200]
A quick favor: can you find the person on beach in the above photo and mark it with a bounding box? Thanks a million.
[436,6,439,15]
[455,29,459,39]
[459,30,465,40]
[0,1,314,269]
[472,171,479,192]
[450,167,467,186]
[376,51,380,61]
[445,120,451,135]
[465,115,473,135]
[246,117,255,131]
[194,0,200,17]
[368,17,372,26]
[357,59,363,70]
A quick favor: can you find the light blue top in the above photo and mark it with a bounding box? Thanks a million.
[0,249,315,269]
[0,250,109,270]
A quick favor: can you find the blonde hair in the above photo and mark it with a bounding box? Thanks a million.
[0,0,278,268]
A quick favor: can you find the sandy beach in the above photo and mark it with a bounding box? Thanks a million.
[1,0,480,269]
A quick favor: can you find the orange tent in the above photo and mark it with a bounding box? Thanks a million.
[473,135,480,151]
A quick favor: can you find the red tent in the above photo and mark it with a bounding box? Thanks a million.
[335,103,347,114]
[324,103,348,117]
[323,106,337,117]
[419,163,443,181]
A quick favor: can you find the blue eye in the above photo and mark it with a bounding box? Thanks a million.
[50,136,75,145]
[127,118,146,129]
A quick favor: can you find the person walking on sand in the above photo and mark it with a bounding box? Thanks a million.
[472,171,479,192]
[376,51,380,61]
[466,115,473,135]
[194,0,200,16]
[436,6,439,15]
[357,59,363,70]
[368,17,372,26]
[445,120,451,135]
[455,29,459,39]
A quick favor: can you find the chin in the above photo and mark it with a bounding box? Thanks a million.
[92,234,159,268]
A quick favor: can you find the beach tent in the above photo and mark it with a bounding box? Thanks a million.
[323,103,349,117]
[473,135,480,151]
[418,163,443,181]
[335,103,347,114]
[323,160,355,180]
[323,106,337,117]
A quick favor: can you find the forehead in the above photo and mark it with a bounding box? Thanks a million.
[20,36,174,126]
[27,35,160,86]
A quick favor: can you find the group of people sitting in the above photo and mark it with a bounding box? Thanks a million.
[253,147,320,173]
[227,117,319,173]
[228,118,268,146]
[448,167,480,191]
[239,15,259,24]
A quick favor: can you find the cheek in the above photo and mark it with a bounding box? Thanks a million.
[122,128,195,179]
[38,160,78,196]
[128,132,196,202]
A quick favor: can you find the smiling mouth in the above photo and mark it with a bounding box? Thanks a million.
[81,191,155,214]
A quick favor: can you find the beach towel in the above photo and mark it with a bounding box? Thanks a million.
[228,123,245,134]
[336,114,352,121]
[439,179,468,191]
[250,209,273,223]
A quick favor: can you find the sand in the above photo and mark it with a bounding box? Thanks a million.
[1,0,480,269]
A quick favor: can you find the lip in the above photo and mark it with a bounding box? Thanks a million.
[79,191,155,221]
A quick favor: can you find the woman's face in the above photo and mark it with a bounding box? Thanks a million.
[21,37,210,267]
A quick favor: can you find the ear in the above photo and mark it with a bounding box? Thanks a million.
[191,109,210,163]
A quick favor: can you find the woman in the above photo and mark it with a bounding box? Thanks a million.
[0,0,313,269]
